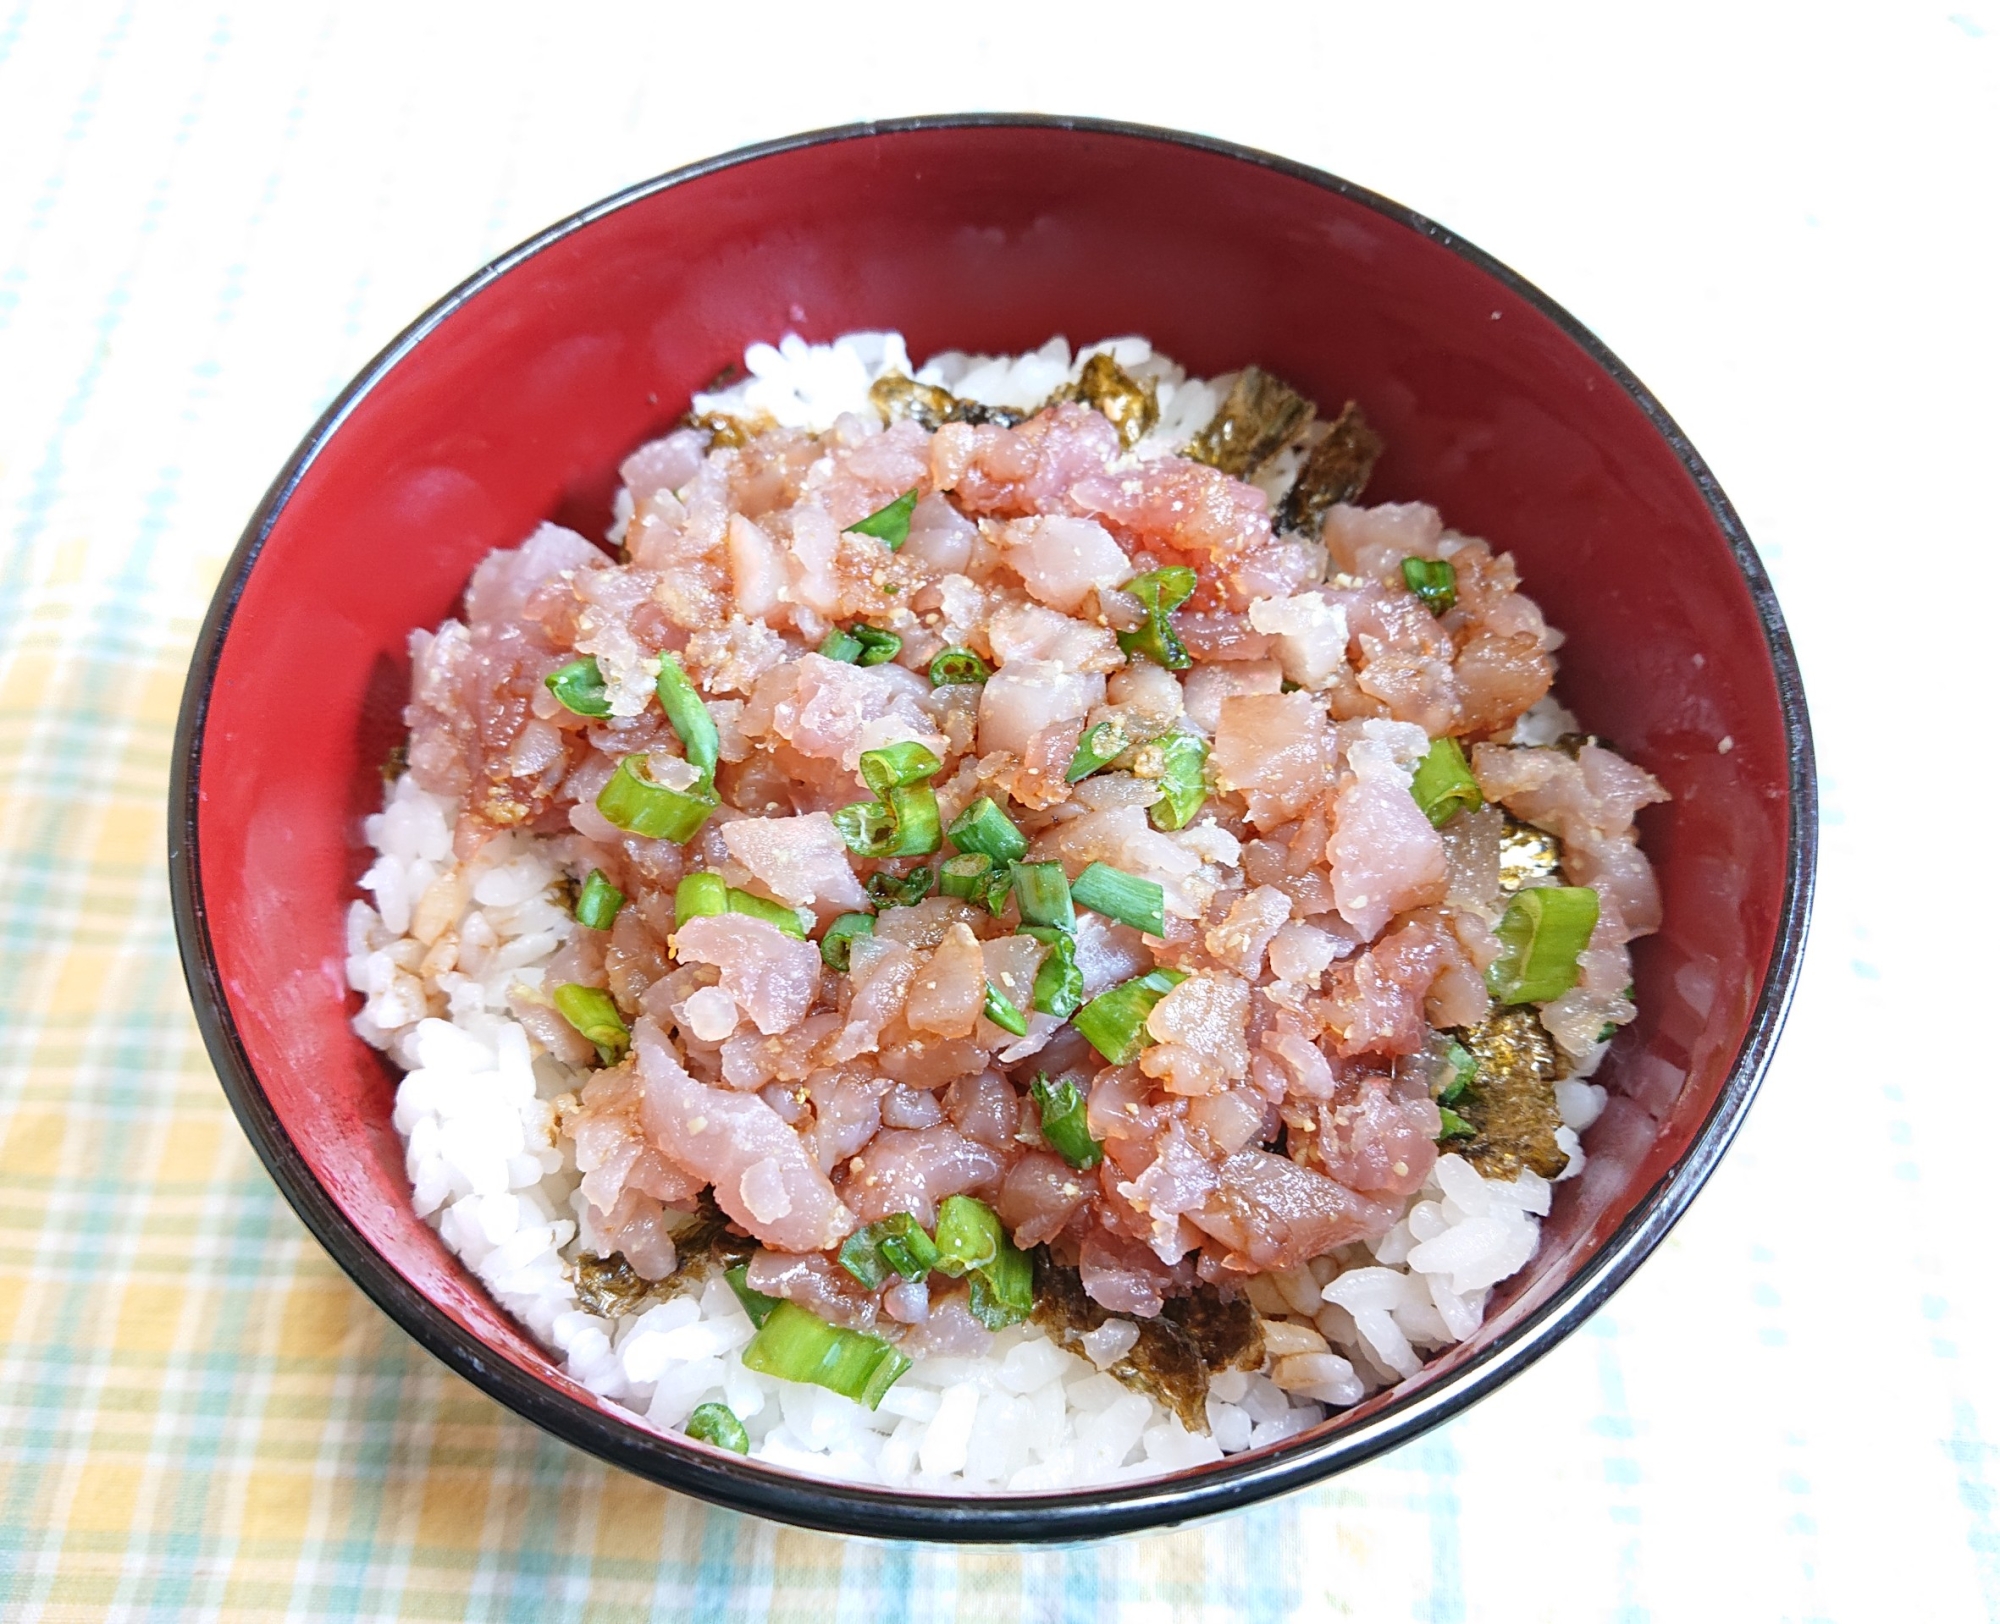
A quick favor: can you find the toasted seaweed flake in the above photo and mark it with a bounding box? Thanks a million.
[683,411,757,450]
[569,1195,753,1318]
[1276,401,1385,534]
[1185,365,1316,477]
[1029,1253,1259,1432]
[1054,353,1159,450]
[1451,1007,1569,1179]
[1496,812,1564,894]
[870,374,1029,431]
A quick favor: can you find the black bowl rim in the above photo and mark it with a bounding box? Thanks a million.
[168,112,1817,1544]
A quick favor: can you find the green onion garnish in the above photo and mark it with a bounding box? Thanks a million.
[740,1299,911,1409]
[1070,861,1166,937]
[724,1263,780,1328]
[685,1401,750,1454]
[982,981,1030,1037]
[1147,731,1210,831]
[574,868,625,931]
[931,1195,1032,1328]
[929,646,991,686]
[838,1213,941,1289]
[1066,720,1129,783]
[818,627,865,664]
[852,625,902,666]
[939,851,999,903]
[674,871,729,926]
[1438,1038,1478,1106]
[545,656,612,718]
[1073,967,1188,1066]
[1116,565,1198,671]
[835,742,944,859]
[947,797,1028,866]
[1486,886,1600,1004]
[819,912,874,971]
[655,653,720,780]
[967,1238,1033,1330]
[1437,1106,1478,1141]
[1019,926,1084,1019]
[1011,861,1076,933]
[1030,1073,1103,1170]
[597,753,719,844]
[932,1193,1001,1277]
[1410,735,1482,827]
[866,865,934,910]
[725,888,811,940]
[845,488,919,550]
[552,984,629,1065]
[1401,556,1458,616]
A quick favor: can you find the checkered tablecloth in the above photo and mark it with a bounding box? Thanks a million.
[2,3,1994,1618]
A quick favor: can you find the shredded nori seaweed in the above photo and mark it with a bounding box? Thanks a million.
[1185,365,1316,477]
[568,1193,754,1319]
[1496,813,1564,895]
[1276,401,1385,534]
[1029,1252,1263,1432]
[1449,1007,1570,1180]
[1052,352,1159,450]
[869,374,1026,430]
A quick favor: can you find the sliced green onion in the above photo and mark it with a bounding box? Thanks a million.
[1073,967,1189,1066]
[931,1195,1031,1329]
[820,912,874,971]
[545,656,611,718]
[552,984,629,1065]
[939,851,998,903]
[835,785,941,859]
[1020,926,1084,1019]
[574,868,625,931]
[685,1401,749,1454]
[1410,735,1482,828]
[852,625,902,666]
[1486,886,1600,1004]
[947,797,1028,865]
[838,1214,941,1289]
[1012,861,1076,933]
[726,887,811,939]
[1147,732,1209,831]
[845,487,919,550]
[982,981,1029,1037]
[859,741,942,795]
[967,1237,1033,1330]
[1401,556,1458,616]
[724,1263,779,1329]
[740,1299,910,1409]
[932,1194,1003,1278]
[654,653,720,779]
[1066,719,1130,783]
[1437,1106,1478,1141]
[1030,1073,1102,1170]
[1437,1038,1478,1107]
[1116,565,1198,671]
[819,627,865,664]
[597,753,719,844]
[866,865,934,909]
[1071,861,1166,937]
[674,871,729,926]
[929,646,991,686]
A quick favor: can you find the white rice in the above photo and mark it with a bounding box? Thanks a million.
[347,333,1609,1492]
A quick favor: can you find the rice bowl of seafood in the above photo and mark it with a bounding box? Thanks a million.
[172,117,1812,1540]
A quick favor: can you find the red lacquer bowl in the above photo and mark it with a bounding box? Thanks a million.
[170,117,1814,1541]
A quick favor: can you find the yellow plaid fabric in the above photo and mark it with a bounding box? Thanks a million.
[4,3,1993,1620]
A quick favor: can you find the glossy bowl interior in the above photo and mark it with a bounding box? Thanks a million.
[171,116,1813,1541]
